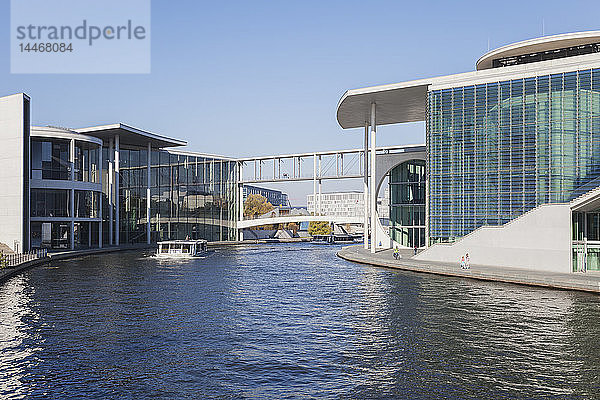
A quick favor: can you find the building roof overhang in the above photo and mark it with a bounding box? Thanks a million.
[75,123,187,148]
[32,126,103,146]
[336,78,432,129]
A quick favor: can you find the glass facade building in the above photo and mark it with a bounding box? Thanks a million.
[110,149,237,245]
[24,125,239,251]
[29,128,103,250]
[428,68,600,244]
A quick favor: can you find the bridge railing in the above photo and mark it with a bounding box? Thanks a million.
[0,249,48,269]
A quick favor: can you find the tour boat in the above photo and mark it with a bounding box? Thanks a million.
[156,240,208,258]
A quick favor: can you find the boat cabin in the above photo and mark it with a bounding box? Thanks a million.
[156,240,208,257]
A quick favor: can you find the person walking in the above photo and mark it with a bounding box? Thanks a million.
[414,245,418,255]
[393,247,399,260]
[460,255,465,269]
[465,253,470,270]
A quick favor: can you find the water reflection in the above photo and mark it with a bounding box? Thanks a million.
[0,244,599,399]
[0,274,40,399]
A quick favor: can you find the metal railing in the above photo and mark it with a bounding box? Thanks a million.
[0,249,48,269]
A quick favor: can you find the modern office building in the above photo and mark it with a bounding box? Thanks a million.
[0,94,238,251]
[337,31,600,273]
[307,190,389,221]
[307,191,364,218]
[243,185,289,207]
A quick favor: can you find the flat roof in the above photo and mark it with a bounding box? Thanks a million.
[477,31,600,71]
[76,123,187,148]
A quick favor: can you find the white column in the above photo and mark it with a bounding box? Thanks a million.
[98,144,103,248]
[108,138,114,246]
[115,135,120,246]
[313,154,317,215]
[318,155,322,216]
[70,139,75,250]
[238,162,244,241]
[370,102,377,254]
[146,142,151,244]
[364,121,369,250]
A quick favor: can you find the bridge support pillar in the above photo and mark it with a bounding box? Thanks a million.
[238,161,244,241]
[313,154,317,216]
[318,155,322,216]
[370,102,377,254]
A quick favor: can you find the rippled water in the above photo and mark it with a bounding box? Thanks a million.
[1,243,600,399]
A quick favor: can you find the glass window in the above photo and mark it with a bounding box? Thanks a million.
[31,189,70,217]
[31,139,70,180]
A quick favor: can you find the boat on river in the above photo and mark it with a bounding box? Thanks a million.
[156,240,208,258]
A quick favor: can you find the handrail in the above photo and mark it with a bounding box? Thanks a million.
[0,248,48,269]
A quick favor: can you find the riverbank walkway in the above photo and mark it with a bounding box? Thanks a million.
[0,244,154,284]
[337,245,600,294]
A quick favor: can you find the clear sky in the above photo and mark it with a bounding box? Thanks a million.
[2,0,600,205]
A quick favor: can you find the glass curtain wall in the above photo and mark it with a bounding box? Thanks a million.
[74,141,100,183]
[115,148,237,244]
[30,139,70,180]
[389,160,426,248]
[428,68,600,244]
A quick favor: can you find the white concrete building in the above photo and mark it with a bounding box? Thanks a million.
[307,191,364,218]
[307,191,388,220]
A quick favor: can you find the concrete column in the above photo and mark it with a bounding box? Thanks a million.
[108,138,114,246]
[238,162,244,241]
[146,142,151,244]
[98,144,103,248]
[115,135,120,246]
[364,121,369,250]
[313,154,317,215]
[70,139,75,250]
[370,102,377,254]
[318,155,322,216]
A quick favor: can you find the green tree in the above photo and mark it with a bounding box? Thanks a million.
[286,222,299,234]
[244,194,274,218]
[308,221,331,235]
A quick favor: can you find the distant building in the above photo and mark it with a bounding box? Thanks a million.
[243,185,289,207]
[307,191,386,218]
[307,191,363,218]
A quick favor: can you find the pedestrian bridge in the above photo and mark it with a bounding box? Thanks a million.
[237,215,362,229]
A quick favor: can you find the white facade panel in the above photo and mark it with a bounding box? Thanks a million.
[0,94,29,252]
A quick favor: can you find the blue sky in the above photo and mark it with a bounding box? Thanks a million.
[2,0,600,204]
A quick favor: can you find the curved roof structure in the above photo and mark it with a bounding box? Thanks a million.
[76,123,187,148]
[476,31,600,70]
[32,126,103,146]
[337,31,600,130]
[336,78,432,129]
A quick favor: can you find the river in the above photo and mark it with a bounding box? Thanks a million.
[1,243,599,399]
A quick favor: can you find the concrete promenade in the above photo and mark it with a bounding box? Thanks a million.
[337,245,600,294]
